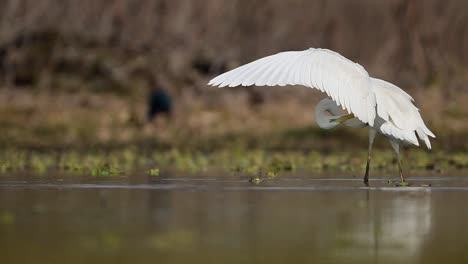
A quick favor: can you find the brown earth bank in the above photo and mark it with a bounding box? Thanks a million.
[0,0,467,151]
[0,89,465,152]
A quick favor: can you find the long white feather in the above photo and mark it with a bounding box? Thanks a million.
[371,78,435,149]
[209,48,375,126]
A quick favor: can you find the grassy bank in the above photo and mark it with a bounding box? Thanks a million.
[0,89,466,151]
[0,87,466,179]
[0,147,466,179]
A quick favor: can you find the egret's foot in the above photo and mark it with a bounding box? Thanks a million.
[395,181,411,187]
[363,176,369,186]
[364,157,371,187]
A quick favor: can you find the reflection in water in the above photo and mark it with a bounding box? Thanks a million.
[376,193,432,260]
[330,191,432,263]
[1,181,468,264]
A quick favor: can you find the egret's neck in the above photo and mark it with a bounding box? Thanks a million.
[315,99,367,129]
[315,99,341,129]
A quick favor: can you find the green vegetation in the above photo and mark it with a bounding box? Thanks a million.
[0,147,466,178]
[394,181,411,187]
[148,168,160,177]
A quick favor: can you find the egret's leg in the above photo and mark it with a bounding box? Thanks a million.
[364,128,377,186]
[389,140,405,183]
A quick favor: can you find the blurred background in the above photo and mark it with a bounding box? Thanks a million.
[0,0,467,152]
[2,3,468,263]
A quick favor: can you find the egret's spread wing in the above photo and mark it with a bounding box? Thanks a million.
[371,78,435,149]
[209,48,377,126]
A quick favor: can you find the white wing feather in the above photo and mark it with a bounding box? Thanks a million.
[208,48,436,149]
[371,78,435,149]
[209,48,377,126]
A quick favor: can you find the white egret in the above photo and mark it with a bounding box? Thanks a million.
[208,48,435,185]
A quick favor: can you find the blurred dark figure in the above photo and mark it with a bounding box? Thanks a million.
[147,78,172,122]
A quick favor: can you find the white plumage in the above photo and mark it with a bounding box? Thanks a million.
[209,48,435,185]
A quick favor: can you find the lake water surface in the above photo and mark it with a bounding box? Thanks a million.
[1,175,468,264]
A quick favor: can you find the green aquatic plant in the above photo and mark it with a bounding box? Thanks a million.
[30,154,55,174]
[91,164,121,177]
[249,176,263,184]
[450,153,468,168]
[395,181,411,187]
[0,161,12,174]
[409,150,434,169]
[269,156,295,172]
[0,147,466,178]
[148,168,160,177]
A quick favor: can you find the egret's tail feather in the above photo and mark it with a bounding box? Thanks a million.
[416,128,432,149]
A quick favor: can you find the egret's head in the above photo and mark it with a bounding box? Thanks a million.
[315,98,366,129]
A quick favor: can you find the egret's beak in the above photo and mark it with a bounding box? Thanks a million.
[331,114,355,124]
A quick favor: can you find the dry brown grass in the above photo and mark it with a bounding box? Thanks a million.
[0,0,467,150]
[0,85,466,151]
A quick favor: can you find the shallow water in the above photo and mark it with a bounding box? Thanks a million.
[1,175,468,264]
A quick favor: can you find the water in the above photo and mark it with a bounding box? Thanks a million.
[1,175,468,264]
